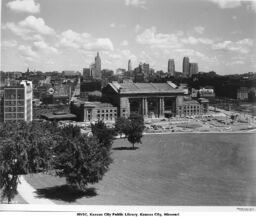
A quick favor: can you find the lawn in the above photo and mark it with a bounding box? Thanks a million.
[24,133,256,205]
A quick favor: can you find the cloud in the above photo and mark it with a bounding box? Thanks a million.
[248,1,256,12]
[136,26,182,49]
[136,26,213,48]
[134,24,141,33]
[109,23,126,28]
[121,40,129,46]
[194,26,205,34]
[110,23,116,28]
[3,22,30,37]
[1,40,18,48]
[125,0,146,8]
[19,16,55,35]
[212,38,254,54]
[58,29,114,51]
[6,0,40,13]
[84,38,114,51]
[174,48,218,64]
[33,40,59,53]
[181,36,214,45]
[208,0,256,13]
[4,16,55,39]
[228,60,245,65]
[18,45,38,58]
[208,0,242,8]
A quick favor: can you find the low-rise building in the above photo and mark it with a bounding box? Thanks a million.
[70,100,117,122]
[237,87,249,100]
[198,87,215,99]
[176,100,202,117]
[40,111,77,121]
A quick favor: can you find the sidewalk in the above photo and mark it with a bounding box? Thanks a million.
[17,175,55,204]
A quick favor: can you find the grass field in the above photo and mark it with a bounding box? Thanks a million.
[24,133,256,206]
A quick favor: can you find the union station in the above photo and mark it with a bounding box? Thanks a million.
[102,81,209,118]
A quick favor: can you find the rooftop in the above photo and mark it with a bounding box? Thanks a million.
[40,113,77,121]
[182,100,200,105]
[109,81,184,94]
[83,101,114,108]
[72,99,115,108]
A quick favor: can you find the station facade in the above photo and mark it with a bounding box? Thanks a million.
[102,81,192,118]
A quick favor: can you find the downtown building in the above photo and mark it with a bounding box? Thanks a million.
[0,80,33,122]
[128,59,132,72]
[134,62,151,82]
[189,63,199,76]
[167,59,175,76]
[90,52,102,80]
[183,57,190,77]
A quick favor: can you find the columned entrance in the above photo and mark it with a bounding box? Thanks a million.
[142,98,148,116]
[164,97,176,118]
[148,98,159,118]
[129,98,142,114]
[128,96,177,118]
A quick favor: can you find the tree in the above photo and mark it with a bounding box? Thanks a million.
[129,112,144,126]
[127,113,144,149]
[0,121,57,203]
[114,117,130,138]
[0,121,114,203]
[91,120,115,150]
[53,135,112,190]
[114,113,145,150]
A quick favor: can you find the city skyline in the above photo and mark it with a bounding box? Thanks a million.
[1,0,256,74]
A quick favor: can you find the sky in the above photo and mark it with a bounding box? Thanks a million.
[1,0,256,74]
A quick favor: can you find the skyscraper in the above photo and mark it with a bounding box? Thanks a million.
[128,59,132,72]
[92,52,101,79]
[183,57,190,77]
[189,63,199,76]
[168,59,175,76]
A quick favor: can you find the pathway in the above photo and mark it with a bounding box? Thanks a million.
[17,175,55,204]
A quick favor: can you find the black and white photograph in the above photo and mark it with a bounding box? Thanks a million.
[0,0,256,216]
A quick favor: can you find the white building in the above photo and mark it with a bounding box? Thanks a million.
[2,80,33,122]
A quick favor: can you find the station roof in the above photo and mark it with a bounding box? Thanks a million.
[109,81,184,95]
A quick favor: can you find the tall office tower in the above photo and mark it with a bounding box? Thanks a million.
[189,63,199,76]
[2,80,33,122]
[128,59,132,72]
[168,59,175,76]
[183,57,190,77]
[94,52,101,79]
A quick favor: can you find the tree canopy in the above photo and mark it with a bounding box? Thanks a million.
[114,113,145,149]
[0,120,114,203]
